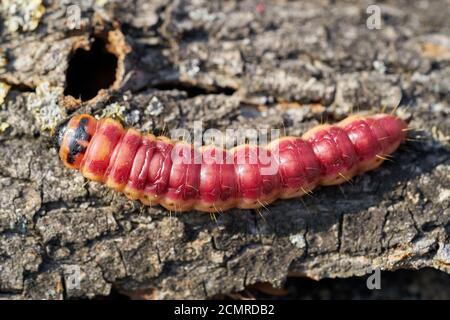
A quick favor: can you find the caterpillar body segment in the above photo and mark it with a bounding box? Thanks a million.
[55,113,407,213]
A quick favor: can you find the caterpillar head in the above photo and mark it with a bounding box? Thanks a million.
[54,114,98,169]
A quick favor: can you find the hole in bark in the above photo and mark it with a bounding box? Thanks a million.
[64,37,118,101]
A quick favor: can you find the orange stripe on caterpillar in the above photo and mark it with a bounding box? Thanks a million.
[54,113,407,213]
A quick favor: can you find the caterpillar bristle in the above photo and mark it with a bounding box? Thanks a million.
[338,185,347,198]
[212,203,223,216]
[210,212,218,224]
[256,209,267,223]
[298,196,310,214]
[375,154,393,162]
[338,172,353,185]
[280,118,287,137]
[257,199,270,213]
[300,187,315,198]
[390,104,400,115]
[377,136,390,142]
[402,126,422,132]
[406,136,426,142]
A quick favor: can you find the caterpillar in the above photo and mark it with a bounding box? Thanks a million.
[54,113,407,213]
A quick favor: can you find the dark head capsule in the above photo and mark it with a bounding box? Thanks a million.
[56,114,98,169]
[53,117,71,150]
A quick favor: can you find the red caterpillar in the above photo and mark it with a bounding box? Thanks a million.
[54,113,407,212]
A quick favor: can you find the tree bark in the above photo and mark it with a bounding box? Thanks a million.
[0,0,449,299]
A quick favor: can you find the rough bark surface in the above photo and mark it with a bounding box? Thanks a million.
[0,0,449,299]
